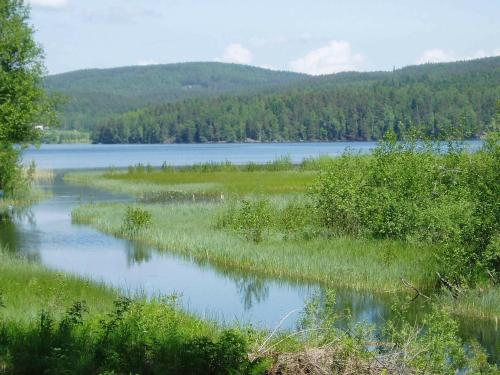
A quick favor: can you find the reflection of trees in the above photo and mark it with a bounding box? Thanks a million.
[457,318,499,364]
[0,210,41,262]
[235,275,269,310]
[125,241,152,265]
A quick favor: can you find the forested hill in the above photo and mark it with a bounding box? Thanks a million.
[45,62,310,130]
[91,57,500,143]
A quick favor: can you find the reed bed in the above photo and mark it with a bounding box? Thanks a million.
[72,202,437,293]
[0,249,118,321]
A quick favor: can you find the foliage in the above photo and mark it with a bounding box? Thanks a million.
[0,0,55,196]
[0,298,266,375]
[40,129,90,144]
[313,134,499,289]
[45,62,308,131]
[90,57,500,143]
[72,202,438,294]
[220,199,273,243]
[384,305,499,374]
[121,206,152,235]
[218,198,319,243]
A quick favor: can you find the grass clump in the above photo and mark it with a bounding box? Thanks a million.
[0,249,118,322]
[121,206,152,235]
[218,198,319,242]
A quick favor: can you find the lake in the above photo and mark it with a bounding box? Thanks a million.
[23,142,380,170]
[3,141,497,362]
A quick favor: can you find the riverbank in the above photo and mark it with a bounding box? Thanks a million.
[1,248,496,374]
[66,150,500,321]
[72,202,437,293]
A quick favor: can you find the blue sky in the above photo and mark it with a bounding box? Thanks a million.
[29,0,500,75]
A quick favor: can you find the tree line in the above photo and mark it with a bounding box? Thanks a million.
[91,57,500,143]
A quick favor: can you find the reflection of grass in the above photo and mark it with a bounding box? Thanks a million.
[32,169,55,183]
[0,186,49,212]
[0,249,118,321]
[72,202,437,293]
[438,287,500,320]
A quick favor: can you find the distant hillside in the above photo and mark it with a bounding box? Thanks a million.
[45,62,310,130]
[91,57,500,143]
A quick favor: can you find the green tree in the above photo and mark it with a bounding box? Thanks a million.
[0,0,55,195]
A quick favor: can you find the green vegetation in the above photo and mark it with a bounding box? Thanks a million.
[40,129,90,144]
[0,248,269,374]
[1,250,496,374]
[0,0,56,202]
[66,157,317,199]
[72,202,436,292]
[0,164,49,212]
[90,57,500,143]
[45,62,309,130]
[313,134,499,290]
[0,249,117,322]
[68,128,500,320]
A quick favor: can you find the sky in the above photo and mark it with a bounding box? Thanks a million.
[28,0,500,75]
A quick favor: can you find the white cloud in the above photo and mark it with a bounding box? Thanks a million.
[28,0,68,9]
[417,48,500,64]
[217,43,253,64]
[289,40,363,75]
[137,59,159,66]
[417,49,454,64]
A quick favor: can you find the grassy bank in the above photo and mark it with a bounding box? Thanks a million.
[0,249,268,374]
[72,202,437,293]
[65,165,317,198]
[71,201,500,321]
[1,248,496,374]
[66,141,499,321]
[0,169,53,212]
[0,250,118,321]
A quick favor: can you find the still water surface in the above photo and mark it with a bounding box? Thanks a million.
[2,143,497,361]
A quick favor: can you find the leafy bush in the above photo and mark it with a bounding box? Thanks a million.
[313,132,499,288]
[217,198,319,243]
[0,298,266,375]
[221,199,273,243]
[121,206,153,235]
[384,304,499,374]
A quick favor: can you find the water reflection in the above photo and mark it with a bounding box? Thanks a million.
[234,276,270,310]
[125,241,153,265]
[0,209,41,262]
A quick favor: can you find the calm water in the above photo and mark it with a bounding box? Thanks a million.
[23,142,377,169]
[3,142,497,362]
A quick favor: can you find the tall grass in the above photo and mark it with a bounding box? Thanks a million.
[72,202,437,293]
[1,248,496,372]
[0,249,118,321]
[65,157,322,198]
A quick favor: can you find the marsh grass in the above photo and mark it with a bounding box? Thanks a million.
[438,287,500,320]
[65,161,319,198]
[72,202,437,293]
[0,249,118,321]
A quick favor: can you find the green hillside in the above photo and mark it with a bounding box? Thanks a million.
[45,62,310,130]
[90,57,500,143]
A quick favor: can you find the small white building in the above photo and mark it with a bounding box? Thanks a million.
[34,124,45,131]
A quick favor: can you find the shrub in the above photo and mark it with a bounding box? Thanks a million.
[313,133,499,288]
[265,155,293,171]
[121,206,152,235]
[0,147,32,200]
[218,199,273,243]
[0,298,266,375]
